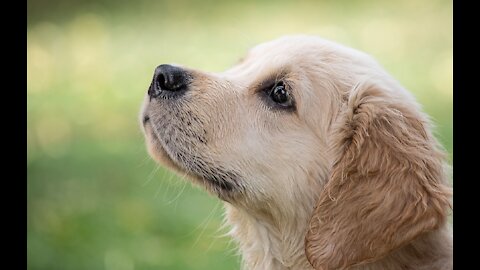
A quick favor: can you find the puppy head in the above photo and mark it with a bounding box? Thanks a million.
[140,36,354,204]
[140,35,451,267]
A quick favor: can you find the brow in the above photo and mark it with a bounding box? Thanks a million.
[250,70,291,94]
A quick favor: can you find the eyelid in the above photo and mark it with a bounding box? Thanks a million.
[254,78,296,111]
[255,76,290,92]
[254,77,293,100]
[255,77,278,93]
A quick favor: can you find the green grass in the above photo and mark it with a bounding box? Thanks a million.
[27,0,452,269]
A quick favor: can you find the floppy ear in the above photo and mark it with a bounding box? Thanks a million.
[304,82,452,270]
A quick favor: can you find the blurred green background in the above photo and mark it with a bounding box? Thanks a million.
[27,0,452,269]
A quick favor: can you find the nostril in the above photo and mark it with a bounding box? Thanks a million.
[156,73,166,90]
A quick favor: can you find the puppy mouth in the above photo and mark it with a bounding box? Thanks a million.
[144,121,239,197]
[142,115,150,125]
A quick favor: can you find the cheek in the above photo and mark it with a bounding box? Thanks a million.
[228,128,326,203]
[236,122,322,178]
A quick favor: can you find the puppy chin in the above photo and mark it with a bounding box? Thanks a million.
[143,121,239,202]
[143,123,184,173]
[143,124,206,188]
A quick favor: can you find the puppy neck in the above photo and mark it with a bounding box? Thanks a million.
[224,202,315,270]
[223,173,324,270]
[225,202,452,270]
[222,179,452,270]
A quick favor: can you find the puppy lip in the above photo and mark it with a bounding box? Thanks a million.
[142,115,150,125]
[147,122,238,196]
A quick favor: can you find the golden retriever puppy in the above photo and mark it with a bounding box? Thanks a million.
[140,35,452,270]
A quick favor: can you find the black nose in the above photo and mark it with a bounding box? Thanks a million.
[148,64,189,98]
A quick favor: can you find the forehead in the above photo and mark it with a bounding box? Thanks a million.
[250,36,332,58]
[222,36,345,81]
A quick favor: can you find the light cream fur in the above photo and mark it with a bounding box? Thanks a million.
[140,35,453,270]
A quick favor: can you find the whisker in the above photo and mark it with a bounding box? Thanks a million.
[142,165,161,187]
[191,202,221,248]
[159,170,177,200]
[166,172,189,205]
[154,168,170,198]
[135,155,152,169]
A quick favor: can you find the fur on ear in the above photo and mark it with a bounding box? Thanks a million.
[304,81,452,270]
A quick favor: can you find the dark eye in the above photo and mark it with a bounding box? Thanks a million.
[269,81,293,107]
